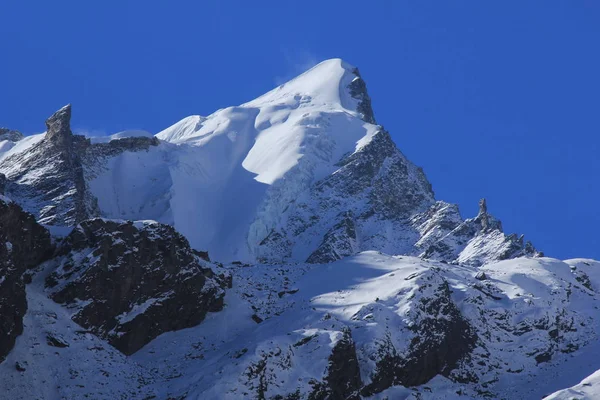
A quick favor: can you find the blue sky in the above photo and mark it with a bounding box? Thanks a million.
[1,1,599,259]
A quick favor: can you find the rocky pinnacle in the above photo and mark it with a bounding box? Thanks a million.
[478,198,490,231]
[45,104,73,148]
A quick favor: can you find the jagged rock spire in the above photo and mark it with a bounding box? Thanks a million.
[478,198,490,231]
[45,104,73,147]
[478,198,487,215]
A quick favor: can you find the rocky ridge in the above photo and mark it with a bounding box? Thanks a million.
[0,105,160,226]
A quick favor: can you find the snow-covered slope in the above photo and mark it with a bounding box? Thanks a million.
[3,250,599,399]
[70,58,534,265]
[545,369,600,400]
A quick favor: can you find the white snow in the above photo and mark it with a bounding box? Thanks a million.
[0,132,45,163]
[545,369,600,399]
[116,292,173,324]
[89,129,154,144]
[0,140,16,155]
[85,59,379,261]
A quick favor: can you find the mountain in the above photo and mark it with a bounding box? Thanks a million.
[0,59,596,399]
[1,59,537,266]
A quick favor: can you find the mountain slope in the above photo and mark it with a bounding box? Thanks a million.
[2,251,598,399]
[0,58,536,266]
[1,58,591,400]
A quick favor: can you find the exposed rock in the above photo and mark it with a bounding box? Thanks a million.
[309,328,362,400]
[82,136,160,164]
[258,126,436,263]
[14,361,26,372]
[0,105,160,227]
[307,211,358,263]
[478,198,490,231]
[0,173,6,195]
[475,198,502,232]
[475,271,488,281]
[45,218,227,355]
[46,332,69,348]
[318,129,434,215]
[415,199,541,266]
[0,105,94,225]
[0,198,53,362]
[348,68,376,124]
[0,128,24,142]
[45,104,74,148]
[251,314,264,324]
[362,280,477,395]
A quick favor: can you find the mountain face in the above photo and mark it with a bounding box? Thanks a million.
[45,218,228,355]
[1,59,537,267]
[0,59,596,399]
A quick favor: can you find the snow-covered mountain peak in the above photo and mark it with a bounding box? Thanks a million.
[156,58,374,145]
[243,58,373,120]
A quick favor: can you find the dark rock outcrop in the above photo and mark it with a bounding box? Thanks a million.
[0,128,24,142]
[309,328,362,400]
[45,104,75,148]
[0,173,6,195]
[362,281,477,396]
[45,218,227,355]
[307,212,358,264]
[0,198,53,361]
[348,68,376,124]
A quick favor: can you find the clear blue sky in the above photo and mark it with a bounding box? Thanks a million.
[1,1,599,260]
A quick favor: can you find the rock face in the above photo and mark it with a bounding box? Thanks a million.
[412,198,541,266]
[45,218,227,355]
[255,125,437,263]
[309,328,363,400]
[307,211,358,263]
[0,128,24,143]
[0,105,95,225]
[347,67,376,125]
[0,105,160,226]
[362,280,477,395]
[0,197,52,361]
